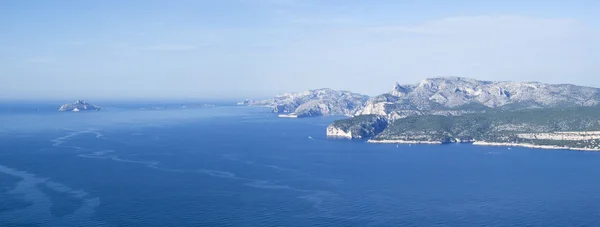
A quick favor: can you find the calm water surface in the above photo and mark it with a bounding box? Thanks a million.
[1,102,600,226]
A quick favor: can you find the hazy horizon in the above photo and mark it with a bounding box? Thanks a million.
[2,0,600,99]
[2,75,600,101]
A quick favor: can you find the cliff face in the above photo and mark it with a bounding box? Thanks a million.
[242,89,369,118]
[326,115,388,139]
[326,125,353,138]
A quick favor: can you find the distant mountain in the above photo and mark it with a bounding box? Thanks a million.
[58,100,101,112]
[241,88,369,118]
[356,77,600,119]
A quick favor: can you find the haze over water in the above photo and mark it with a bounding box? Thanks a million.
[1,103,600,226]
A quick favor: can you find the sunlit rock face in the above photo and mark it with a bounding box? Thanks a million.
[59,100,101,112]
[243,88,369,118]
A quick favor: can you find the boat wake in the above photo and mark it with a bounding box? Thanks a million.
[0,165,105,226]
[47,129,340,215]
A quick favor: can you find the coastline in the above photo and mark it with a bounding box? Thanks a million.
[364,139,600,151]
[367,140,443,144]
[472,141,600,151]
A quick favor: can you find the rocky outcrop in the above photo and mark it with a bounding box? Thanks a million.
[58,100,101,112]
[326,125,353,138]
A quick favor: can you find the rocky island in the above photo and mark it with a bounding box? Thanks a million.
[326,77,600,151]
[58,100,101,112]
[240,88,369,118]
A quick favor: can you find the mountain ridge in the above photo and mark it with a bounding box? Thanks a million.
[356,77,600,118]
[241,77,600,120]
[240,88,369,118]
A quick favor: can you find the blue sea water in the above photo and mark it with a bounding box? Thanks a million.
[2,102,600,226]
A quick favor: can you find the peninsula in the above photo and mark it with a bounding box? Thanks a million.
[326,77,600,150]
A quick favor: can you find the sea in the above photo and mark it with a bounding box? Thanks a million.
[2,101,600,226]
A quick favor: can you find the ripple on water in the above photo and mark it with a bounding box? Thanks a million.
[0,165,104,226]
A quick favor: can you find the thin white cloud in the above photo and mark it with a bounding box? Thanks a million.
[270,7,358,26]
[142,45,198,51]
[267,0,298,4]
[68,41,86,46]
[28,57,58,63]
[368,15,578,35]
[238,0,300,5]
[58,41,86,46]
[6,9,600,99]
[289,15,358,26]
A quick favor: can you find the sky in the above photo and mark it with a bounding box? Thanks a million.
[1,0,600,100]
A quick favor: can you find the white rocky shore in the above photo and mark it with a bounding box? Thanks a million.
[516,131,600,141]
[361,139,600,151]
[367,140,443,144]
[278,114,298,118]
[473,141,600,151]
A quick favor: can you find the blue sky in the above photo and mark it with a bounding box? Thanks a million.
[1,0,599,99]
